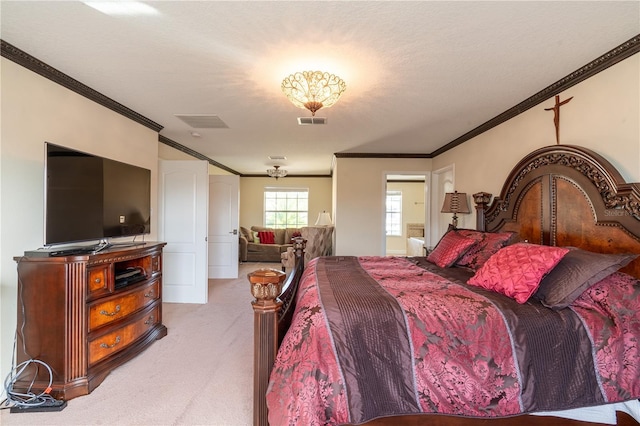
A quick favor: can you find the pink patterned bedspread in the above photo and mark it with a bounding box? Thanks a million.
[266,256,640,425]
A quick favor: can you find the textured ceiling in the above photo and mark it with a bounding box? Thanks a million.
[1,1,638,175]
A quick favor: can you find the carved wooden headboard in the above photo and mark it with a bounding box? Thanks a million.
[474,145,640,279]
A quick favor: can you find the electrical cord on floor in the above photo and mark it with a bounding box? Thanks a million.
[1,358,58,410]
[1,257,61,411]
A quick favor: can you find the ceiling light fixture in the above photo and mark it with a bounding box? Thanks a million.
[83,1,159,15]
[281,71,346,116]
[267,165,287,180]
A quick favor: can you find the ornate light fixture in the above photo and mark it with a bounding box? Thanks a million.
[267,165,287,180]
[281,71,346,116]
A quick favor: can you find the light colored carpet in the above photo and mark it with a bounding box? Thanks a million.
[1,262,278,426]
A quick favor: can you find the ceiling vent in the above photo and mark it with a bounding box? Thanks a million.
[175,114,229,129]
[269,155,287,160]
[297,117,327,125]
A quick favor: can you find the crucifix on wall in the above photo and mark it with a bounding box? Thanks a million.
[544,95,573,144]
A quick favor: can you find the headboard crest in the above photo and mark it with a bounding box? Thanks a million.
[478,145,640,234]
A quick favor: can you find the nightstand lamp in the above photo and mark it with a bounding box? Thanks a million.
[441,191,470,228]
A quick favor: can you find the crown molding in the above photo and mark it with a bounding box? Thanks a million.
[3,33,638,168]
[430,34,640,157]
[336,34,639,160]
[1,39,163,133]
[242,174,330,178]
[158,135,241,175]
[334,153,432,159]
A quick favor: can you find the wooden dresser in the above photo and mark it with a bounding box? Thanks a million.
[13,242,167,400]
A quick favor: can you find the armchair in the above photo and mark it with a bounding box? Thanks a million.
[281,226,334,271]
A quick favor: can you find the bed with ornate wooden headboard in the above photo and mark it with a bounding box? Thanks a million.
[249,145,640,426]
[475,145,640,278]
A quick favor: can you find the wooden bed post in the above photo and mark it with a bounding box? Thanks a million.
[473,192,492,231]
[249,268,286,426]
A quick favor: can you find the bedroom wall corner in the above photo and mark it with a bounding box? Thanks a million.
[431,52,640,227]
[0,58,160,384]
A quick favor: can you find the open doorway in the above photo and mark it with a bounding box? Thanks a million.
[384,172,430,256]
[430,165,454,249]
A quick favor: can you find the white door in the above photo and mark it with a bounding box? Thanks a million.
[208,175,239,278]
[158,160,208,304]
[431,165,454,247]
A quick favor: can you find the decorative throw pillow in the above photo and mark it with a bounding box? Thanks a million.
[533,248,638,309]
[455,229,517,270]
[467,243,570,304]
[427,232,476,268]
[240,226,253,242]
[257,231,275,244]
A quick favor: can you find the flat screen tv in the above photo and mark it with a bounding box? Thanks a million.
[45,142,151,246]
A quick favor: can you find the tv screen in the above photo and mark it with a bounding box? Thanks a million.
[45,143,151,246]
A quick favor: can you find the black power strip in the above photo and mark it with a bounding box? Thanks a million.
[10,399,67,413]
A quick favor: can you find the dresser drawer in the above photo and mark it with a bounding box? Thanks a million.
[88,304,160,366]
[87,264,111,299]
[88,279,160,331]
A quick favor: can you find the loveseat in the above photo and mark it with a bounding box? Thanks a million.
[239,226,301,262]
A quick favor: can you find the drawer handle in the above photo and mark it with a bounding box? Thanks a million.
[100,304,121,316]
[99,335,121,349]
[94,277,101,284]
[144,315,155,325]
[144,291,155,298]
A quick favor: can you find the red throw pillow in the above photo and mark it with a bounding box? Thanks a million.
[257,231,275,244]
[467,243,569,304]
[427,232,476,268]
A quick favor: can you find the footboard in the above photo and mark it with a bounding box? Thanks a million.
[249,237,305,426]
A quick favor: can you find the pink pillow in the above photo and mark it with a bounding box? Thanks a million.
[467,243,570,303]
[427,232,476,268]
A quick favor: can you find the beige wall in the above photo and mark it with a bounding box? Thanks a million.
[432,53,640,229]
[386,181,426,255]
[0,58,161,382]
[334,158,432,256]
[239,177,333,229]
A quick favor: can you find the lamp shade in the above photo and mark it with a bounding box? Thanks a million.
[315,211,333,226]
[441,191,470,214]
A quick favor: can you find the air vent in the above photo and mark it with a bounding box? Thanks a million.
[269,155,287,160]
[175,114,229,129]
[297,117,327,125]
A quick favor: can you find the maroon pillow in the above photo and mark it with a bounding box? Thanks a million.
[257,231,275,244]
[467,243,570,304]
[455,229,517,270]
[427,232,476,268]
[533,248,638,309]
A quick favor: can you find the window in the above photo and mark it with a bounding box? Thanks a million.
[264,188,309,228]
[386,190,402,236]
